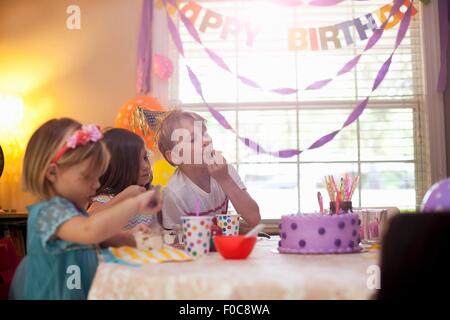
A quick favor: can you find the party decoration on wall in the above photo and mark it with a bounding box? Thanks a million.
[421,178,450,212]
[115,96,165,151]
[153,53,174,80]
[136,0,154,94]
[288,0,416,51]
[164,0,415,95]
[178,1,262,48]
[155,0,180,16]
[164,0,413,158]
[163,0,415,51]
[151,158,176,188]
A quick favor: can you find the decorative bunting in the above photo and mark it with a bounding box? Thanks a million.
[163,0,413,158]
[165,0,416,95]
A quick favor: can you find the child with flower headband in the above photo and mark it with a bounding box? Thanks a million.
[9,118,162,299]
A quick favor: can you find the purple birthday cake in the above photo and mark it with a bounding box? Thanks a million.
[278,213,361,254]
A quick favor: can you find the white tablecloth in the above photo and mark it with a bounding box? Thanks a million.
[88,237,380,299]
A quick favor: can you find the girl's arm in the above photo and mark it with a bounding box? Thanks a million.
[99,230,136,247]
[99,224,151,248]
[56,189,162,244]
[88,185,146,214]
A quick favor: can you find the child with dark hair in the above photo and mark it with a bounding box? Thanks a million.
[88,128,159,230]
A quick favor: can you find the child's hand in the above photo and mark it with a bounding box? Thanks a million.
[207,151,230,182]
[135,188,163,215]
[116,185,146,201]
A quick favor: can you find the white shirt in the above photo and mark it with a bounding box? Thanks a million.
[162,165,246,229]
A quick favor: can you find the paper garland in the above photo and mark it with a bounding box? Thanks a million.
[136,0,153,94]
[165,0,415,95]
[164,0,412,158]
[175,0,414,51]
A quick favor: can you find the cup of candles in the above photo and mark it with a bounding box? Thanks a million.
[324,174,359,215]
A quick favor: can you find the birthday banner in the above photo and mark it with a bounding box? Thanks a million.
[161,0,414,158]
[158,0,416,51]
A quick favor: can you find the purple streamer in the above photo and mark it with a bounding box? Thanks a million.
[179,10,202,43]
[343,98,369,127]
[372,55,393,91]
[337,55,361,76]
[271,88,298,95]
[136,0,153,94]
[164,0,413,158]
[239,137,267,154]
[237,76,260,88]
[438,0,449,92]
[365,29,384,51]
[205,48,231,72]
[166,5,184,56]
[275,149,301,158]
[306,78,333,90]
[186,65,203,97]
[207,105,233,130]
[308,130,340,149]
[395,3,412,47]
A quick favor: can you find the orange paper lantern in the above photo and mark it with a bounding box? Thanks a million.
[115,96,165,151]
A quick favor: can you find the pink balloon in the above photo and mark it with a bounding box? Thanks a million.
[153,54,173,80]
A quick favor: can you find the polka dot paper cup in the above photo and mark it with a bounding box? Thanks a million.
[216,214,240,236]
[181,216,213,257]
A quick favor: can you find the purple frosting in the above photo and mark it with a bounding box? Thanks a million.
[278,213,361,254]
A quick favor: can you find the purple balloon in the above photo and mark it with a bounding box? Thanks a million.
[421,178,450,212]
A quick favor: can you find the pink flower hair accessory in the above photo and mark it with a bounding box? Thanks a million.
[51,124,103,164]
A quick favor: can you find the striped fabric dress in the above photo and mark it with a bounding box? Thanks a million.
[91,194,153,230]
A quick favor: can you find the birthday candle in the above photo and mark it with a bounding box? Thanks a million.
[345,174,351,201]
[336,191,341,215]
[317,191,324,215]
[331,175,338,196]
[349,176,360,200]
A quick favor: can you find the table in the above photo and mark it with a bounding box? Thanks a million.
[0,212,27,256]
[0,212,28,219]
[88,237,380,300]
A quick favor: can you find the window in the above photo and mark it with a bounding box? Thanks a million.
[159,0,429,219]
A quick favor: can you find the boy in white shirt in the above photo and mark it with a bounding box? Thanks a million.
[155,110,260,230]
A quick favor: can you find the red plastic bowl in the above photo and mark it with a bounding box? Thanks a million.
[213,235,257,259]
